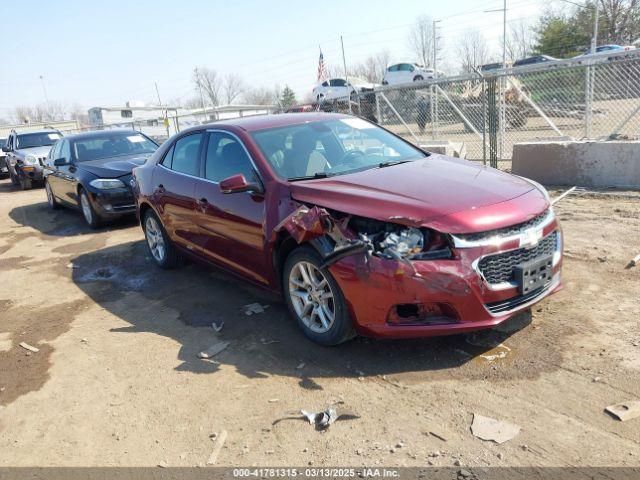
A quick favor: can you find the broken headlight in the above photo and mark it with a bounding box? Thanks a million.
[349,216,452,261]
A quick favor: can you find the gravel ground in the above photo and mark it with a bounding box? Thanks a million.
[0,178,638,468]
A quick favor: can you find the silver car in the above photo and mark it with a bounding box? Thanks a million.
[2,129,63,189]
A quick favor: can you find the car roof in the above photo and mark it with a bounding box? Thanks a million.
[193,112,353,133]
[62,129,148,142]
[14,129,62,135]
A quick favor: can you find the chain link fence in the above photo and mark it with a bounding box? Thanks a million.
[311,50,640,170]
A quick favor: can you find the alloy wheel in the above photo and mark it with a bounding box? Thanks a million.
[288,261,335,334]
[45,182,54,206]
[145,216,166,263]
[80,193,93,225]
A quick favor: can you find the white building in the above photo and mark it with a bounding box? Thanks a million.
[88,103,276,141]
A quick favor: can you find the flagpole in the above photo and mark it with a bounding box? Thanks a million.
[340,35,351,114]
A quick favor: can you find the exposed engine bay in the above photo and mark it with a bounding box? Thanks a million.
[276,205,453,269]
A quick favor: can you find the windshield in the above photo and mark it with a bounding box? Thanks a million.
[251,117,427,180]
[16,132,62,149]
[72,133,157,162]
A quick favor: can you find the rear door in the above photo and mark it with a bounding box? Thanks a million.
[193,130,268,285]
[152,132,205,254]
[57,140,78,203]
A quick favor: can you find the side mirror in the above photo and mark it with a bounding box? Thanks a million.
[1,146,9,153]
[53,158,69,167]
[219,174,262,195]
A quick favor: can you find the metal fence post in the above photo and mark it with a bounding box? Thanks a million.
[584,64,594,138]
[487,77,499,169]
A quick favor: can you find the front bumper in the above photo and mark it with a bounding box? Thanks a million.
[329,218,563,339]
[86,185,137,218]
[17,164,44,181]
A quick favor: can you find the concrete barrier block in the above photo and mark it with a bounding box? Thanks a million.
[420,141,467,159]
[512,140,640,188]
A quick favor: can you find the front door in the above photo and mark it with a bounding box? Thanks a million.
[193,130,268,285]
[152,132,204,254]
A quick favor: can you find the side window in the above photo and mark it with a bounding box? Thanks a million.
[121,110,133,118]
[204,132,256,183]
[322,81,329,87]
[330,78,347,87]
[170,133,203,176]
[160,145,175,169]
[60,140,71,161]
[49,141,61,160]
[388,65,398,72]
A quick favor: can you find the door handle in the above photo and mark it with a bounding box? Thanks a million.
[197,197,209,211]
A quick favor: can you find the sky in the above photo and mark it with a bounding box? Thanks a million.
[0,0,554,117]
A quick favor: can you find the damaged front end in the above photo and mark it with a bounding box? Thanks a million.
[275,205,453,269]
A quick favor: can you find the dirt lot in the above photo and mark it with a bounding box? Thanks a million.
[0,178,638,468]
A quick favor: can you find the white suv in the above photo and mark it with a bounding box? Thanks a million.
[382,63,437,85]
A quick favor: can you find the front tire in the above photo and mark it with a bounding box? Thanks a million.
[9,170,19,186]
[45,180,59,210]
[143,210,179,269]
[19,174,32,190]
[282,246,355,346]
[79,188,101,228]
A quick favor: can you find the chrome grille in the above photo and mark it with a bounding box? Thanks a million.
[457,210,549,243]
[478,231,558,284]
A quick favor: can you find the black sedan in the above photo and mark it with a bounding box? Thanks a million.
[44,130,158,227]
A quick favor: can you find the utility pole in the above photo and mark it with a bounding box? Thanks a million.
[431,19,441,139]
[591,0,599,55]
[502,0,507,69]
[195,67,207,123]
[155,82,170,138]
[341,35,351,114]
[39,75,50,114]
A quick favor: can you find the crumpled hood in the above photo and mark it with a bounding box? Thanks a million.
[78,154,150,178]
[16,146,52,158]
[289,155,549,234]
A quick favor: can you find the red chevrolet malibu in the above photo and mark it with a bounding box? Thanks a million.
[132,113,562,345]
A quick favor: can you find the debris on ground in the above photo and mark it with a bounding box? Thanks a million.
[298,401,356,431]
[625,253,640,269]
[296,362,306,370]
[605,401,640,422]
[19,342,39,353]
[198,341,230,359]
[268,398,279,403]
[597,256,608,263]
[427,429,448,442]
[211,320,224,333]
[470,414,520,444]
[206,429,228,465]
[301,407,338,430]
[260,338,280,345]
[243,303,268,315]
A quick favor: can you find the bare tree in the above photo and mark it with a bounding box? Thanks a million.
[505,19,535,61]
[13,102,67,124]
[408,15,435,67]
[457,29,491,73]
[350,50,391,82]
[193,67,222,107]
[223,73,245,105]
[597,0,640,45]
[242,86,279,105]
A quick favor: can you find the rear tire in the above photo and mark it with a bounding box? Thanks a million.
[45,180,59,210]
[143,210,179,269]
[414,75,424,82]
[282,246,355,346]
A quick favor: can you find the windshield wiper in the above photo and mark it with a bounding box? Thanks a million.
[377,160,412,168]
[288,172,331,181]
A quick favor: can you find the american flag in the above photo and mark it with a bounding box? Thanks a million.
[317,48,327,82]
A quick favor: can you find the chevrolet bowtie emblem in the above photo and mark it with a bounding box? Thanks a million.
[520,229,543,249]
